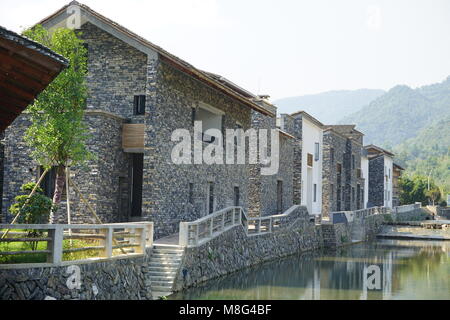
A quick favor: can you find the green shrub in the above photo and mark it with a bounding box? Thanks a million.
[8,182,54,250]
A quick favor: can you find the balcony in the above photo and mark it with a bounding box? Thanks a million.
[122,124,144,152]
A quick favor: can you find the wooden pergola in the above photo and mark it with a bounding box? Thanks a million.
[0,25,68,132]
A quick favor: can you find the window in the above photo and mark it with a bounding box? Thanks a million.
[134,95,146,115]
[234,186,240,207]
[314,143,320,161]
[313,184,317,202]
[352,187,355,202]
[191,108,196,126]
[337,163,342,174]
[307,153,313,167]
[131,154,144,217]
[208,182,215,214]
[330,148,335,163]
[277,180,283,213]
[188,183,194,205]
[330,184,334,200]
[352,154,355,169]
[357,169,361,178]
[194,104,223,144]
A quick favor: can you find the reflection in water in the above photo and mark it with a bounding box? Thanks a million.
[170,240,450,300]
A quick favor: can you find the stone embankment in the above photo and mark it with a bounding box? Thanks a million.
[0,250,153,300]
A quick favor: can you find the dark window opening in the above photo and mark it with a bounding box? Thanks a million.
[313,183,317,202]
[234,186,240,207]
[208,182,215,214]
[277,180,283,213]
[330,148,334,163]
[131,154,144,217]
[134,95,146,115]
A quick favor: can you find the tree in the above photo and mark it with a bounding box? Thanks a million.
[22,25,91,222]
[399,174,441,206]
[426,187,441,206]
[9,183,53,250]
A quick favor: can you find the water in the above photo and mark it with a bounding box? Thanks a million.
[170,240,450,300]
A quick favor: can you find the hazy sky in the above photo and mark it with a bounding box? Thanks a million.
[1,0,450,100]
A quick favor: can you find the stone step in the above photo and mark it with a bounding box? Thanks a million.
[148,265,179,272]
[148,261,181,267]
[149,270,178,276]
[152,284,173,292]
[151,279,175,287]
[152,291,173,299]
[152,250,183,257]
[153,244,183,250]
[151,257,182,264]
[149,274,176,281]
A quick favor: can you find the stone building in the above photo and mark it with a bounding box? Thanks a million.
[392,163,404,207]
[1,2,279,239]
[278,111,323,216]
[365,144,395,208]
[321,125,365,217]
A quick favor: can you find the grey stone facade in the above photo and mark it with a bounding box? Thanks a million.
[0,21,272,237]
[322,127,365,217]
[368,155,385,207]
[248,111,294,217]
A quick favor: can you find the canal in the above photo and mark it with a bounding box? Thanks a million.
[170,239,450,300]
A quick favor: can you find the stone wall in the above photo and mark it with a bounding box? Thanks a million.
[173,206,322,290]
[322,214,387,247]
[142,60,254,238]
[368,155,384,207]
[248,112,294,217]
[0,253,152,300]
[392,207,431,221]
[322,130,364,217]
[438,207,450,219]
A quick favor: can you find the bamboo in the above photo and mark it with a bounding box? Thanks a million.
[67,176,127,254]
[0,237,52,242]
[65,167,72,245]
[0,249,51,255]
[1,168,49,240]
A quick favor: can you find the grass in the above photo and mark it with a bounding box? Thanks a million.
[0,229,103,264]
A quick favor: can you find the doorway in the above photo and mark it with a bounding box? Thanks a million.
[130,154,143,218]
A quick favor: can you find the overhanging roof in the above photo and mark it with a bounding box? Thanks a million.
[290,110,325,129]
[36,1,276,117]
[0,25,68,132]
[364,144,395,157]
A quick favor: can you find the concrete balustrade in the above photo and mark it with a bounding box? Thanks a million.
[0,222,153,267]
[179,205,304,247]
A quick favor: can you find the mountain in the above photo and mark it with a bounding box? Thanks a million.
[340,76,450,193]
[273,89,385,124]
[394,115,450,192]
[340,77,450,147]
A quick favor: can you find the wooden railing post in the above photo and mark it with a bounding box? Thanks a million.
[47,225,63,265]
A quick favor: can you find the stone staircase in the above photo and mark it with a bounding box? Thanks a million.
[149,244,184,299]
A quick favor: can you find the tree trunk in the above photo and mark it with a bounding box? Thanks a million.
[49,165,65,223]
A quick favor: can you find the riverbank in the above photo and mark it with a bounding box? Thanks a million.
[169,239,450,300]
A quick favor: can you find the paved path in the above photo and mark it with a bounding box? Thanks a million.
[154,233,179,245]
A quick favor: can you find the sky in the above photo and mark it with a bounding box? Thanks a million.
[1,0,450,100]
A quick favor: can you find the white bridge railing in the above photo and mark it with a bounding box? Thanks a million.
[179,205,303,247]
[393,202,421,214]
[330,206,391,224]
[0,222,153,266]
